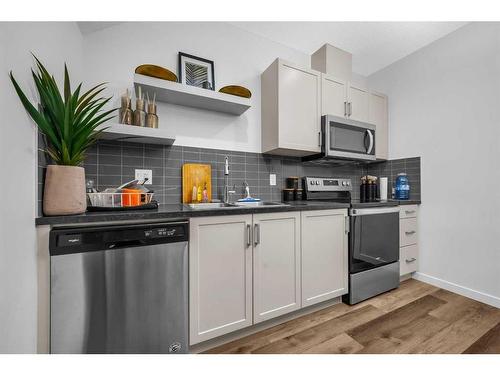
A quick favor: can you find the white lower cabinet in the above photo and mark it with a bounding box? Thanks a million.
[399,205,420,276]
[400,244,419,275]
[253,212,301,323]
[189,215,253,345]
[189,209,348,345]
[301,209,348,307]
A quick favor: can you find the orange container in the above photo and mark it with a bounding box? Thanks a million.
[122,188,142,207]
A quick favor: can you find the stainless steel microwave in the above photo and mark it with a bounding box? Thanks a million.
[320,115,376,161]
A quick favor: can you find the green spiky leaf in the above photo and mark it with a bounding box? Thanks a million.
[9,55,117,166]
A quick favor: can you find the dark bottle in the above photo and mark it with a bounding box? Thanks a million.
[360,180,367,202]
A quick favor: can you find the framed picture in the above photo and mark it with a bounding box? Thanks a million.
[178,52,215,90]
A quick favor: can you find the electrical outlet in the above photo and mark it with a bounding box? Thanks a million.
[135,169,152,185]
[269,173,276,186]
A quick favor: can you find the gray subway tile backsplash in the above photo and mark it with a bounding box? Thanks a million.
[37,134,421,215]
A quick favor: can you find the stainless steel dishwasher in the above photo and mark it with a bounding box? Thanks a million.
[49,221,188,354]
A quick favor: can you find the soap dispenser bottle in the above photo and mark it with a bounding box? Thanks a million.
[202,183,209,203]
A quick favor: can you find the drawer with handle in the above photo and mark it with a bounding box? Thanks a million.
[400,205,418,219]
[400,244,418,275]
[400,217,418,247]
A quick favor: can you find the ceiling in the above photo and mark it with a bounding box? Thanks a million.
[230,22,467,76]
[77,22,122,35]
[77,21,467,76]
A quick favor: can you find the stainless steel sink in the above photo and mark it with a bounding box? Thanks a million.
[234,201,290,207]
[185,202,238,210]
[185,201,290,210]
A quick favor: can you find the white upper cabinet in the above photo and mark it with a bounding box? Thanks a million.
[369,91,389,160]
[261,59,321,156]
[320,75,370,123]
[261,50,389,158]
[347,83,370,122]
[301,209,348,307]
[321,74,348,117]
[253,212,301,323]
[189,215,253,345]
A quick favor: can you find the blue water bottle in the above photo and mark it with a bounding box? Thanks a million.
[395,173,410,200]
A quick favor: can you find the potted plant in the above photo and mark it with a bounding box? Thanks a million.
[10,55,116,215]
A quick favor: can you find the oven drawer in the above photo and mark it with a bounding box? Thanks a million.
[400,218,418,247]
[400,205,418,219]
[400,244,418,275]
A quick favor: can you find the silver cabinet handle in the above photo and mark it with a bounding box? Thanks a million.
[366,130,374,155]
[405,230,416,235]
[254,223,260,245]
[344,216,350,234]
[344,101,347,117]
[405,258,417,263]
[246,224,251,248]
[348,102,352,117]
[318,132,321,147]
[405,210,416,214]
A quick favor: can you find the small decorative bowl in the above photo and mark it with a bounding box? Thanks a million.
[135,64,178,82]
[219,85,252,98]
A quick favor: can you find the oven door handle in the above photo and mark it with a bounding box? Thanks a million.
[350,207,400,216]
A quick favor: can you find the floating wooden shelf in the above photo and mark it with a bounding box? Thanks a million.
[133,74,251,115]
[97,123,176,145]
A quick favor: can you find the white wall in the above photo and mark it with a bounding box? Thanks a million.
[82,22,310,153]
[0,22,83,353]
[368,22,500,306]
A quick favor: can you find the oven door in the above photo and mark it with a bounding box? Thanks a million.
[349,207,400,274]
[322,115,376,160]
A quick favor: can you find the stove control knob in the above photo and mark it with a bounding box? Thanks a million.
[315,181,320,185]
[310,180,314,185]
[347,181,351,186]
[342,181,346,186]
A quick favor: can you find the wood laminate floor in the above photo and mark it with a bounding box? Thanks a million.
[205,279,500,354]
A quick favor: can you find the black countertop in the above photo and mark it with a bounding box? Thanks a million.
[392,199,421,205]
[35,201,351,226]
[36,198,422,226]
[350,199,421,208]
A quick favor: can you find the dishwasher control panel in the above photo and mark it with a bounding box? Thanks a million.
[50,221,188,256]
[144,227,181,238]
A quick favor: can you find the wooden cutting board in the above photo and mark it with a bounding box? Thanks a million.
[182,163,212,203]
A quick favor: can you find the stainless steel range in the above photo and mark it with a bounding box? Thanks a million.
[303,177,400,304]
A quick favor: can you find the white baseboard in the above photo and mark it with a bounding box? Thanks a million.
[413,272,500,308]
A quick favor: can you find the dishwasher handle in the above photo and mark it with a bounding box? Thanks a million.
[107,239,148,249]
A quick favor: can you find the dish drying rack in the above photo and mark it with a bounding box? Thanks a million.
[87,191,155,209]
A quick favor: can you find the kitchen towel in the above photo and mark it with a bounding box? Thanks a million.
[380,177,388,201]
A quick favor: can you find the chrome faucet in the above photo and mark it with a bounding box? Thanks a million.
[223,156,236,204]
[243,181,251,199]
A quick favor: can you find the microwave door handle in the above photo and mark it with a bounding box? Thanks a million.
[366,130,374,154]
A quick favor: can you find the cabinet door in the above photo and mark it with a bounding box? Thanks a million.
[253,212,301,323]
[189,215,253,344]
[348,83,369,122]
[321,74,348,117]
[400,217,418,247]
[369,91,388,160]
[279,61,321,153]
[400,244,419,275]
[301,209,348,307]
